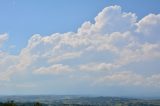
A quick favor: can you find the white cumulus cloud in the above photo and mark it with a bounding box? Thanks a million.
[0,5,160,89]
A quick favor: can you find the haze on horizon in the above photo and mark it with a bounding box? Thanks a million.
[0,0,160,97]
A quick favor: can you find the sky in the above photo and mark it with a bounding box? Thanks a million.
[0,0,160,97]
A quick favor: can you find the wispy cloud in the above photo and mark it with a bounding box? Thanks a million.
[0,33,8,48]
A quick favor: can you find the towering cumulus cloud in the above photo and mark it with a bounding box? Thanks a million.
[0,5,160,94]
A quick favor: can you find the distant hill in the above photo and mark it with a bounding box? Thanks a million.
[0,95,160,106]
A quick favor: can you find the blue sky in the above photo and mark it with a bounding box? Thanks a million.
[0,0,160,97]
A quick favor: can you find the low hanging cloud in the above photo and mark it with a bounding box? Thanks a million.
[33,64,73,75]
[93,71,160,87]
[0,5,160,88]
